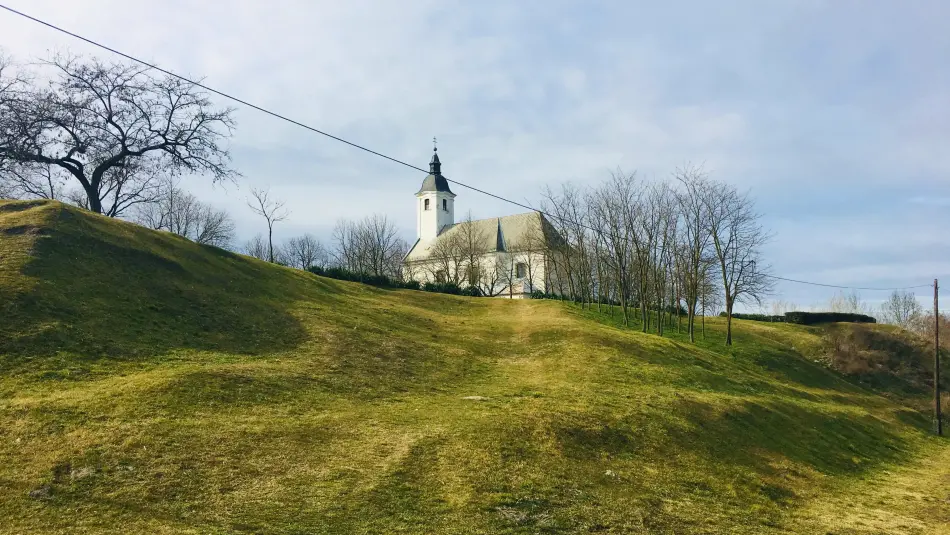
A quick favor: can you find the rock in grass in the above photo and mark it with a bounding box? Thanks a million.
[462,395,490,401]
[71,467,95,480]
[28,485,51,500]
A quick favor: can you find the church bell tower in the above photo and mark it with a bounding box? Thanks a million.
[416,141,455,240]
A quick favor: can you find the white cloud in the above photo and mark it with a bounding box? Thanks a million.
[1,0,948,301]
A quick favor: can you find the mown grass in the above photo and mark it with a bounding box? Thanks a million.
[1,199,949,534]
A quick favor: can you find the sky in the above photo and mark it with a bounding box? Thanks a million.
[1,0,948,311]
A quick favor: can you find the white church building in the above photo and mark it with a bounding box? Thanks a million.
[403,147,562,298]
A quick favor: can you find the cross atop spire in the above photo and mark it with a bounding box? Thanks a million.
[433,136,437,152]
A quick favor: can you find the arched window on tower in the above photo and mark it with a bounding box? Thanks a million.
[424,199,430,211]
[443,199,447,211]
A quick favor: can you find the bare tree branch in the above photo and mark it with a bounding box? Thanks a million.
[0,52,237,215]
[247,188,289,263]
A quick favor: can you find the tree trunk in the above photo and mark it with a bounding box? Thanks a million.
[267,224,274,263]
[725,296,734,346]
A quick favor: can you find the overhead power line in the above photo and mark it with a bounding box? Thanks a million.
[765,276,932,292]
[0,3,935,293]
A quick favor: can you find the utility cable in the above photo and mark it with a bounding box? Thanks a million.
[0,3,936,293]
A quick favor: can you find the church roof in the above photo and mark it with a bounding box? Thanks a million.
[417,173,454,195]
[404,211,563,263]
[416,150,454,195]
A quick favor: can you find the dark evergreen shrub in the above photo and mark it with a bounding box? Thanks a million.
[421,281,463,295]
[784,311,877,325]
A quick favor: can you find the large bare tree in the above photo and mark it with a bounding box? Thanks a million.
[247,188,289,263]
[704,181,773,345]
[0,53,236,216]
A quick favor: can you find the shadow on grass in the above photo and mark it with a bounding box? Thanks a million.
[563,304,930,405]
[550,395,911,477]
[668,397,909,476]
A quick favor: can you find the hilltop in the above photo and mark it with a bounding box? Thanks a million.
[1,199,948,534]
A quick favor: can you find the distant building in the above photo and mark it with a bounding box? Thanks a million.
[403,147,563,298]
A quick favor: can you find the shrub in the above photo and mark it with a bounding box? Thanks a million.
[461,286,482,297]
[421,281,463,295]
[784,311,877,325]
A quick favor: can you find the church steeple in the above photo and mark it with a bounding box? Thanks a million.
[429,137,441,175]
[416,137,456,241]
[417,138,453,195]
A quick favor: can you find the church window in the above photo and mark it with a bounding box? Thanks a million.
[443,199,447,211]
[424,199,430,211]
[516,262,527,278]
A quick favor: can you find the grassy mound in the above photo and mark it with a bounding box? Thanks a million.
[1,199,948,534]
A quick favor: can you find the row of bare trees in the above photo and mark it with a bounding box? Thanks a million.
[134,179,235,248]
[539,166,772,345]
[331,214,408,278]
[241,214,407,278]
[243,233,330,269]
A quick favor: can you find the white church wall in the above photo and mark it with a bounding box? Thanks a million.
[405,250,549,298]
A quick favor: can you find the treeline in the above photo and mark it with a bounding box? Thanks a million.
[537,166,771,345]
[242,214,409,275]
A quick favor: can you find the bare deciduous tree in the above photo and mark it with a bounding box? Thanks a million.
[332,214,408,278]
[478,256,508,297]
[880,290,923,328]
[283,234,328,270]
[242,234,269,261]
[0,163,68,200]
[826,290,874,316]
[769,299,799,316]
[0,53,237,216]
[426,229,465,285]
[673,163,714,342]
[135,179,235,248]
[247,188,289,263]
[704,181,773,345]
[587,171,640,326]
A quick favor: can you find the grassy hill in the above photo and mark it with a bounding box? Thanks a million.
[1,199,949,534]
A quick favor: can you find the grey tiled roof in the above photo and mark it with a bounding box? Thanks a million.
[405,212,562,262]
[416,173,454,195]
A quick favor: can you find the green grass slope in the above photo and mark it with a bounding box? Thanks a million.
[1,199,949,534]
